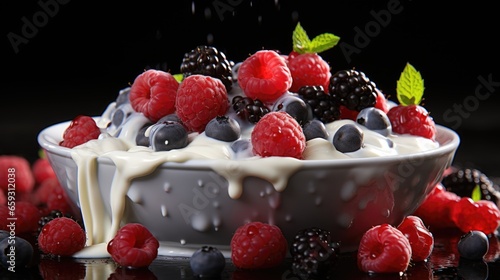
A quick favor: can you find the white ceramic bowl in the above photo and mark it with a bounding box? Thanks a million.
[38,119,459,254]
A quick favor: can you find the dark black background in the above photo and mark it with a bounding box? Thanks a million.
[3,0,499,176]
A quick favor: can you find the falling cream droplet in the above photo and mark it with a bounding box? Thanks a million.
[160,205,168,217]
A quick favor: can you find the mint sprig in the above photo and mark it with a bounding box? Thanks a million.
[292,22,340,54]
[472,184,482,202]
[396,63,425,106]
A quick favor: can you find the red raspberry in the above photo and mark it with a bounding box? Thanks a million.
[107,223,159,268]
[451,197,500,235]
[357,224,412,274]
[238,50,292,102]
[287,51,331,93]
[33,177,61,206]
[413,183,460,230]
[60,115,101,148]
[387,104,436,140]
[230,221,288,269]
[46,182,73,216]
[32,156,56,185]
[0,155,35,193]
[0,201,41,234]
[251,111,306,159]
[397,215,434,262]
[38,216,86,256]
[339,89,389,120]
[176,74,229,133]
[129,69,179,122]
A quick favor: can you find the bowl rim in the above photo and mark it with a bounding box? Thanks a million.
[37,118,460,169]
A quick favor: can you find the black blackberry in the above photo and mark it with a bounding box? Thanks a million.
[442,168,500,207]
[180,45,233,91]
[290,227,339,279]
[328,69,378,111]
[232,96,270,123]
[297,85,340,124]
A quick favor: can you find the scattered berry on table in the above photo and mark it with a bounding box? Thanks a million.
[205,116,241,142]
[129,69,179,122]
[0,155,35,193]
[386,63,436,140]
[297,85,340,124]
[176,74,229,133]
[60,115,101,148]
[290,227,339,279]
[189,246,226,278]
[231,96,270,124]
[272,93,312,125]
[107,223,159,268]
[450,197,500,235]
[0,201,41,234]
[31,156,56,185]
[180,45,234,92]
[357,223,412,274]
[251,111,306,159]
[457,230,489,260]
[397,215,434,262]
[442,167,500,207]
[302,119,329,141]
[230,221,288,269]
[237,49,292,102]
[38,217,86,256]
[148,121,188,151]
[329,69,378,112]
[412,183,461,230]
[0,235,34,270]
[356,107,392,136]
[332,123,364,153]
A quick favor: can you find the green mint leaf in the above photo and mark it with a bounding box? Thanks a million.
[396,63,425,106]
[471,184,482,201]
[292,22,311,54]
[309,33,340,54]
[173,74,184,83]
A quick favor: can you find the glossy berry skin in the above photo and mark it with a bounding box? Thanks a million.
[387,104,436,140]
[397,215,434,262]
[451,197,500,235]
[38,217,86,256]
[190,246,226,278]
[0,235,34,270]
[356,107,392,136]
[238,50,292,102]
[357,224,412,274]
[457,230,489,260]
[60,115,101,148]
[205,116,241,142]
[176,74,229,133]
[287,51,331,93]
[230,221,288,269]
[251,111,306,159]
[149,122,188,151]
[272,93,312,125]
[303,119,329,141]
[413,183,461,229]
[32,157,56,185]
[332,124,364,153]
[107,223,159,268]
[129,69,179,122]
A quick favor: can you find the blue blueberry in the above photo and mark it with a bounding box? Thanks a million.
[272,94,312,125]
[457,230,489,260]
[205,116,241,142]
[111,104,135,127]
[0,230,9,242]
[332,124,364,153]
[149,121,188,151]
[0,236,34,270]
[303,119,328,141]
[356,107,392,136]
[157,113,182,124]
[190,246,226,278]
[135,123,153,146]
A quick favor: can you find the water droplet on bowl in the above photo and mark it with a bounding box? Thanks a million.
[160,204,168,217]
